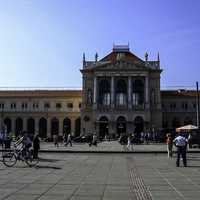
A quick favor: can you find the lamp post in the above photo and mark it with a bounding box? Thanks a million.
[196,81,199,128]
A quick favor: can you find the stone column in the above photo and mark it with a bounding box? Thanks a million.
[93,76,97,109]
[71,118,75,136]
[47,118,51,138]
[11,117,15,133]
[145,76,149,109]
[111,76,115,108]
[93,76,97,104]
[59,118,63,136]
[35,117,39,134]
[23,117,27,132]
[157,80,161,109]
[128,76,132,109]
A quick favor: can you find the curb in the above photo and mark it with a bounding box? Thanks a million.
[37,150,200,154]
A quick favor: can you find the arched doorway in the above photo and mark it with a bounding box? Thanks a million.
[99,116,109,139]
[51,117,59,136]
[39,118,47,138]
[63,117,71,135]
[4,118,11,134]
[134,116,144,138]
[116,116,126,137]
[75,117,81,137]
[15,117,23,136]
[27,118,35,135]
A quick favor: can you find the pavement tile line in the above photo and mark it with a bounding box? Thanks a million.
[2,155,91,200]
[152,156,189,199]
[171,155,200,191]
[153,167,186,200]
[1,166,43,200]
[35,155,94,199]
[100,156,115,200]
[152,155,200,199]
[66,156,105,199]
[127,156,152,200]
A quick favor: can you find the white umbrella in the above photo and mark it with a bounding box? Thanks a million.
[176,124,198,132]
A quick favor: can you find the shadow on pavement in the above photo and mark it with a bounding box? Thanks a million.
[38,158,60,163]
[186,165,200,168]
[35,165,62,170]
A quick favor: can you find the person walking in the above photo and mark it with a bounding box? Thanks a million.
[33,134,40,159]
[53,134,59,148]
[65,133,72,147]
[173,133,188,167]
[166,133,173,158]
[127,134,134,151]
[92,134,97,146]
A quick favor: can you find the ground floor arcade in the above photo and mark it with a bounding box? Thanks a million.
[0,113,81,138]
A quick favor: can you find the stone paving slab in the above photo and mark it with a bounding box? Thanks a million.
[0,153,199,199]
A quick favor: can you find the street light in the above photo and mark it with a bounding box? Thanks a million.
[196,81,199,128]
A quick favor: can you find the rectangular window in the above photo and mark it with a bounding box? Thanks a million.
[116,93,126,106]
[132,93,139,106]
[44,103,50,109]
[103,93,110,105]
[182,102,188,110]
[67,103,73,108]
[0,103,4,109]
[33,103,39,109]
[56,103,62,109]
[22,102,28,109]
[170,102,176,110]
[11,103,16,109]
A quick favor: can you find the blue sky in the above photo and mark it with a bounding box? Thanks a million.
[0,0,200,89]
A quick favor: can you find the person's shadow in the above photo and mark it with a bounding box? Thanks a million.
[35,165,62,170]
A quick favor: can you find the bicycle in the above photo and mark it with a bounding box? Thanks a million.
[2,144,39,167]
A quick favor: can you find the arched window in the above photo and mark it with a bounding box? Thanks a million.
[132,79,144,106]
[39,118,47,138]
[75,117,81,137]
[4,118,12,133]
[63,117,71,135]
[99,116,109,139]
[15,117,23,136]
[98,79,110,105]
[51,117,59,136]
[116,79,127,106]
[116,116,126,136]
[27,118,35,135]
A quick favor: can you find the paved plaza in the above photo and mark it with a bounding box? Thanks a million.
[39,141,200,153]
[0,152,200,199]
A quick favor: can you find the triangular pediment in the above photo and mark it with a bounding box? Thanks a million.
[93,60,149,71]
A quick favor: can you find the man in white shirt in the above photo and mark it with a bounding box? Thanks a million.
[173,133,188,167]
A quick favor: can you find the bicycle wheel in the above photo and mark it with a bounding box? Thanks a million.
[25,151,39,167]
[3,152,17,167]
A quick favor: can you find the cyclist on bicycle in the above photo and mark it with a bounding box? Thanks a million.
[22,133,32,158]
[15,132,32,159]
